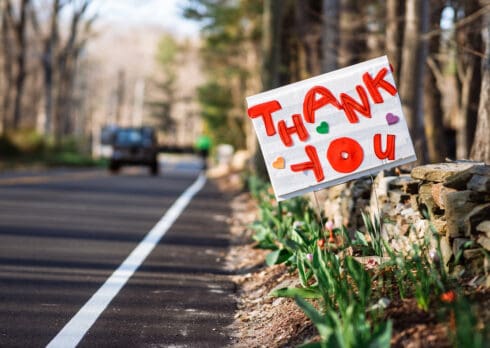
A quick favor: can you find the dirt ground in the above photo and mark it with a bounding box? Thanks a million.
[217,177,489,348]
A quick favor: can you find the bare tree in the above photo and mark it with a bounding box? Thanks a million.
[5,0,30,130]
[386,0,404,80]
[43,0,63,137]
[54,0,94,143]
[424,0,448,162]
[470,0,490,163]
[1,0,15,132]
[262,0,283,90]
[294,1,322,78]
[399,0,429,163]
[339,0,367,68]
[454,0,483,159]
[322,0,340,72]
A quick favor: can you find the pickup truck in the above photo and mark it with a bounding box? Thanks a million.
[109,127,159,175]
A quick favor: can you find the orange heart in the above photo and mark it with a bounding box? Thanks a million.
[272,156,285,169]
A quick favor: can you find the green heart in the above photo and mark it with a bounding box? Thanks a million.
[316,121,329,134]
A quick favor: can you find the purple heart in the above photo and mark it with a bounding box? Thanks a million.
[386,112,399,125]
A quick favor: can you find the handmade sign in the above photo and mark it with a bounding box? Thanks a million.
[246,56,416,201]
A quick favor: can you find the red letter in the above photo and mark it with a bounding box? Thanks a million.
[290,145,324,182]
[278,114,310,147]
[247,100,282,136]
[374,134,395,160]
[327,137,364,173]
[339,85,371,123]
[303,86,342,123]
[362,67,398,104]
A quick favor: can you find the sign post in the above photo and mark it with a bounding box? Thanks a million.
[246,56,416,201]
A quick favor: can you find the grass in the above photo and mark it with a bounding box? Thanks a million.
[0,131,105,169]
[248,175,488,348]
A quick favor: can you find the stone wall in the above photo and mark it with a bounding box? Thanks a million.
[320,161,490,285]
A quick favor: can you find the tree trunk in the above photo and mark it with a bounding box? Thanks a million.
[424,0,448,163]
[53,0,90,144]
[399,0,428,163]
[470,0,490,163]
[294,0,322,78]
[322,0,340,72]
[1,1,14,132]
[455,0,483,159]
[42,0,61,137]
[339,0,367,67]
[386,0,404,80]
[253,0,283,178]
[261,0,282,91]
[115,69,126,124]
[11,0,30,130]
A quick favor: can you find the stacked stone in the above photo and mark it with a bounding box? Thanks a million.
[316,161,489,284]
[374,171,424,255]
[320,178,371,235]
[410,162,490,278]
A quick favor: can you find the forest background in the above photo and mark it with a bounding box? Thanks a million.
[0,0,489,166]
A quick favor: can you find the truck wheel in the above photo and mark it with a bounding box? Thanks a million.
[150,162,159,176]
[109,161,120,174]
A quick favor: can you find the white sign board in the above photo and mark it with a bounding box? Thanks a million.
[246,56,416,201]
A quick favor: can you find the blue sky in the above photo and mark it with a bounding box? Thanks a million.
[91,0,200,37]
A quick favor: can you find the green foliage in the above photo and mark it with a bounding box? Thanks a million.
[197,82,246,148]
[0,134,20,157]
[270,286,321,299]
[449,295,487,348]
[148,34,181,131]
[183,0,262,149]
[295,296,392,348]
[357,212,385,257]
[247,174,486,347]
[0,130,102,168]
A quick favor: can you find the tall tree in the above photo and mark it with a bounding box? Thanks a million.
[42,0,63,137]
[1,0,15,132]
[322,0,340,72]
[184,0,262,149]
[470,0,490,163]
[147,34,179,132]
[293,0,322,79]
[386,0,404,79]
[339,0,367,67]
[399,0,429,163]
[424,0,449,162]
[454,0,483,159]
[262,0,283,89]
[53,0,93,143]
[5,0,30,129]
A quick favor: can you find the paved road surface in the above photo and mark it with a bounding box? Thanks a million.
[0,158,235,347]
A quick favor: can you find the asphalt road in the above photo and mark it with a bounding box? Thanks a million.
[0,158,236,347]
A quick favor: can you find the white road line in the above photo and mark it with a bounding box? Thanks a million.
[47,173,207,348]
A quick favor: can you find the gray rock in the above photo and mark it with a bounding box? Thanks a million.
[411,162,479,183]
[418,184,444,219]
[430,218,447,235]
[434,235,453,270]
[388,190,410,205]
[388,175,420,194]
[452,238,472,258]
[477,235,490,251]
[463,248,485,276]
[444,164,489,190]
[444,191,481,237]
[476,221,490,238]
[464,203,490,237]
[431,183,457,210]
[467,175,490,193]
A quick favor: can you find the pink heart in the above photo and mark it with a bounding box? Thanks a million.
[386,112,399,125]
